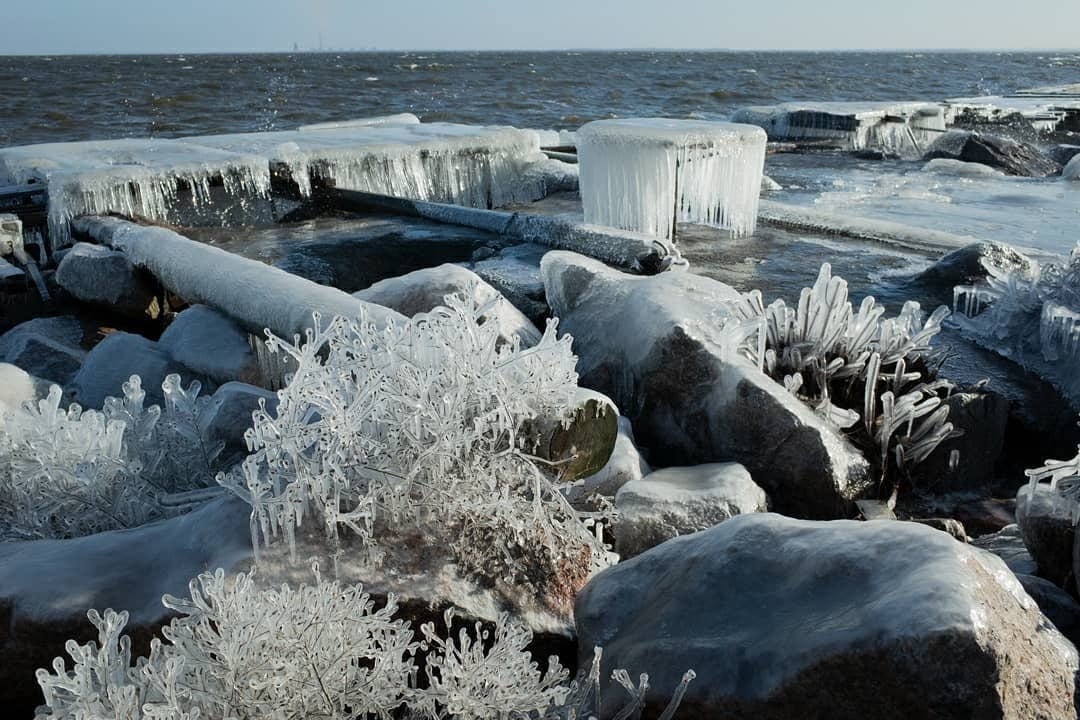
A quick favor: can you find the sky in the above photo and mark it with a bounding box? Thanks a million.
[5,0,1080,54]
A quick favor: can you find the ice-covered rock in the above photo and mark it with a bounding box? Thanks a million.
[198,381,278,462]
[69,332,203,409]
[566,416,650,506]
[922,158,1005,177]
[159,305,260,384]
[541,250,871,519]
[55,242,160,318]
[916,241,1033,294]
[924,130,1061,177]
[1064,154,1080,181]
[972,523,1038,576]
[0,316,85,386]
[1017,484,1079,587]
[575,513,1079,719]
[1016,573,1080,646]
[469,243,549,324]
[614,462,767,558]
[1048,144,1080,167]
[760,174,782,192]
[576,118,766,239]
[353,263,541,348]
[0,363,40,413]
[914,391,1009,492]
[0,496,253,717]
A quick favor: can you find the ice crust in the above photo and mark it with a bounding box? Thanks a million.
[0,123,550,251]
[576,119,766,239]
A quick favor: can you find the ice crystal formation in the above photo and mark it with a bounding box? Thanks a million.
[576,119,767,240]
[36,570,693,720]
[0,374,220,540]
[953,244,1080,406]
[1026,443,1080,521]
[221,291,611,588]
[719,264,957,483]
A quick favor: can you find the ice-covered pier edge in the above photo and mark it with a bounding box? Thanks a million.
[577,119,767,240]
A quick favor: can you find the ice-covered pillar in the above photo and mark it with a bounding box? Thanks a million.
[576,119,767,239]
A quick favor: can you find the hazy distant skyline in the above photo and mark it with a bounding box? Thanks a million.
[6,0,1080,55]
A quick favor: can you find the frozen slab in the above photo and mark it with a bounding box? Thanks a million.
[0,138,271,251]
[180,122,550,207]
[297,113,420,131]
[731,101,945,154]
[576,118,766,239]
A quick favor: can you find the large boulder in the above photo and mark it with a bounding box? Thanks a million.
[1048,144,1080,167]
[541,251,871,519]
[1016,573,1080,647]
[469,243,550,325]
[575,513,1079,719]
[972,523,1037,576]
[614,462,767,558]
[1017,483,1078,587]
[354,263,541,348]
[0,316,85,387]
[924,130,1061,177]
[914,241,1032,305]
[54,242,160,318]
[0,497,254,718]
[1065,154,1080,181]
[68,332,204,409]
[159,305,260,385]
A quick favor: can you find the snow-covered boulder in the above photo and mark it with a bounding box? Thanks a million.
[197,381,278,462]
[0,496,253,716]
[1064,154,1080,181]
[575,513,1079,719]
[0,363,41,413]
[159,305,260,384]
[55,242,160,318]
[924,130,1060,177]
[354,263,541,348]
[1017,484,1078,587]
[0,316,85,386]
[566,416,650,507]
[69,332,204,409]
[614,462,767,558]
[541,251,871,519]
[972,523,1038,576]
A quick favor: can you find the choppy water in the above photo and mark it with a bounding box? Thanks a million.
[3,51,1080,146]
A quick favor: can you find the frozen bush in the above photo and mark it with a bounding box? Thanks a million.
[0,374,221,540]
[220,291,612,592]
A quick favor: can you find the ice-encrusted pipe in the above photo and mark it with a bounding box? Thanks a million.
[71,215,405,340]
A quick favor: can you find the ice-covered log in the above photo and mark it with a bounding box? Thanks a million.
[576,118,766,239]
[71,216,405,340]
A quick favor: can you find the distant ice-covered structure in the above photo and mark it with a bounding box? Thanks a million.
[731,102,945,155]
[576,118,766,239]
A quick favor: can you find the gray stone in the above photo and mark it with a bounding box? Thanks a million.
[915,391,1009,492]
[55,242,160,318]
[575,513,1079,720]
[924,130,1061,177]
[69,332,204,409]
[541,250,871,519]
[159,305,260,385]
[1016,573,1080,647]
[614,462,767,558]
[1017,484,1078,587]
[354,263,541,348]
[469,243,549,325]
[198,381,278,461]
[0,316,86,386]
[972,523,1037,576]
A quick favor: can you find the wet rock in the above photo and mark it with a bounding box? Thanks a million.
[1048,144,1080,167]
[915,241,1032,297]
[915,390,1009,492]
[198,381,278,463]
[1017,484,1078,587]
[924,130,1061,177]
[69,332,205,409]
[55,242,161,318]
[469,243,549,326]
[1016,573,1080,646]
[575,513,1079,720]
[614,462,767,558]
[0,316,85,386]
[541,250,871,519]
[973,523,1037,575]
[354,263,541,348]
[0,496,253,718]
[159,305,260,385]
[566,416,650,507]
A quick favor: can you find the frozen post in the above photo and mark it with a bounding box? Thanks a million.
[576,119,767,240]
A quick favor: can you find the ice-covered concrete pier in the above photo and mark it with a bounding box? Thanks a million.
[0,119,558,251]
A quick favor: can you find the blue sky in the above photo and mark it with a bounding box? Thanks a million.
[6,0,1080,54]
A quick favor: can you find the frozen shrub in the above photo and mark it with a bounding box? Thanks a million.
[37,570,694,720]
[0,374,221,540]
[718,264,958,489]
[220,292,612,593]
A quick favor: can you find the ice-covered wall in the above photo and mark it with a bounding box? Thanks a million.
[576,119,766,239]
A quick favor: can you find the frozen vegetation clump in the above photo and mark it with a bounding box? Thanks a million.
[718,263,958,490]
[220,291,612,594]
[0,374,221,540]
[36,570,694,720]
[953,243,1080,406]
